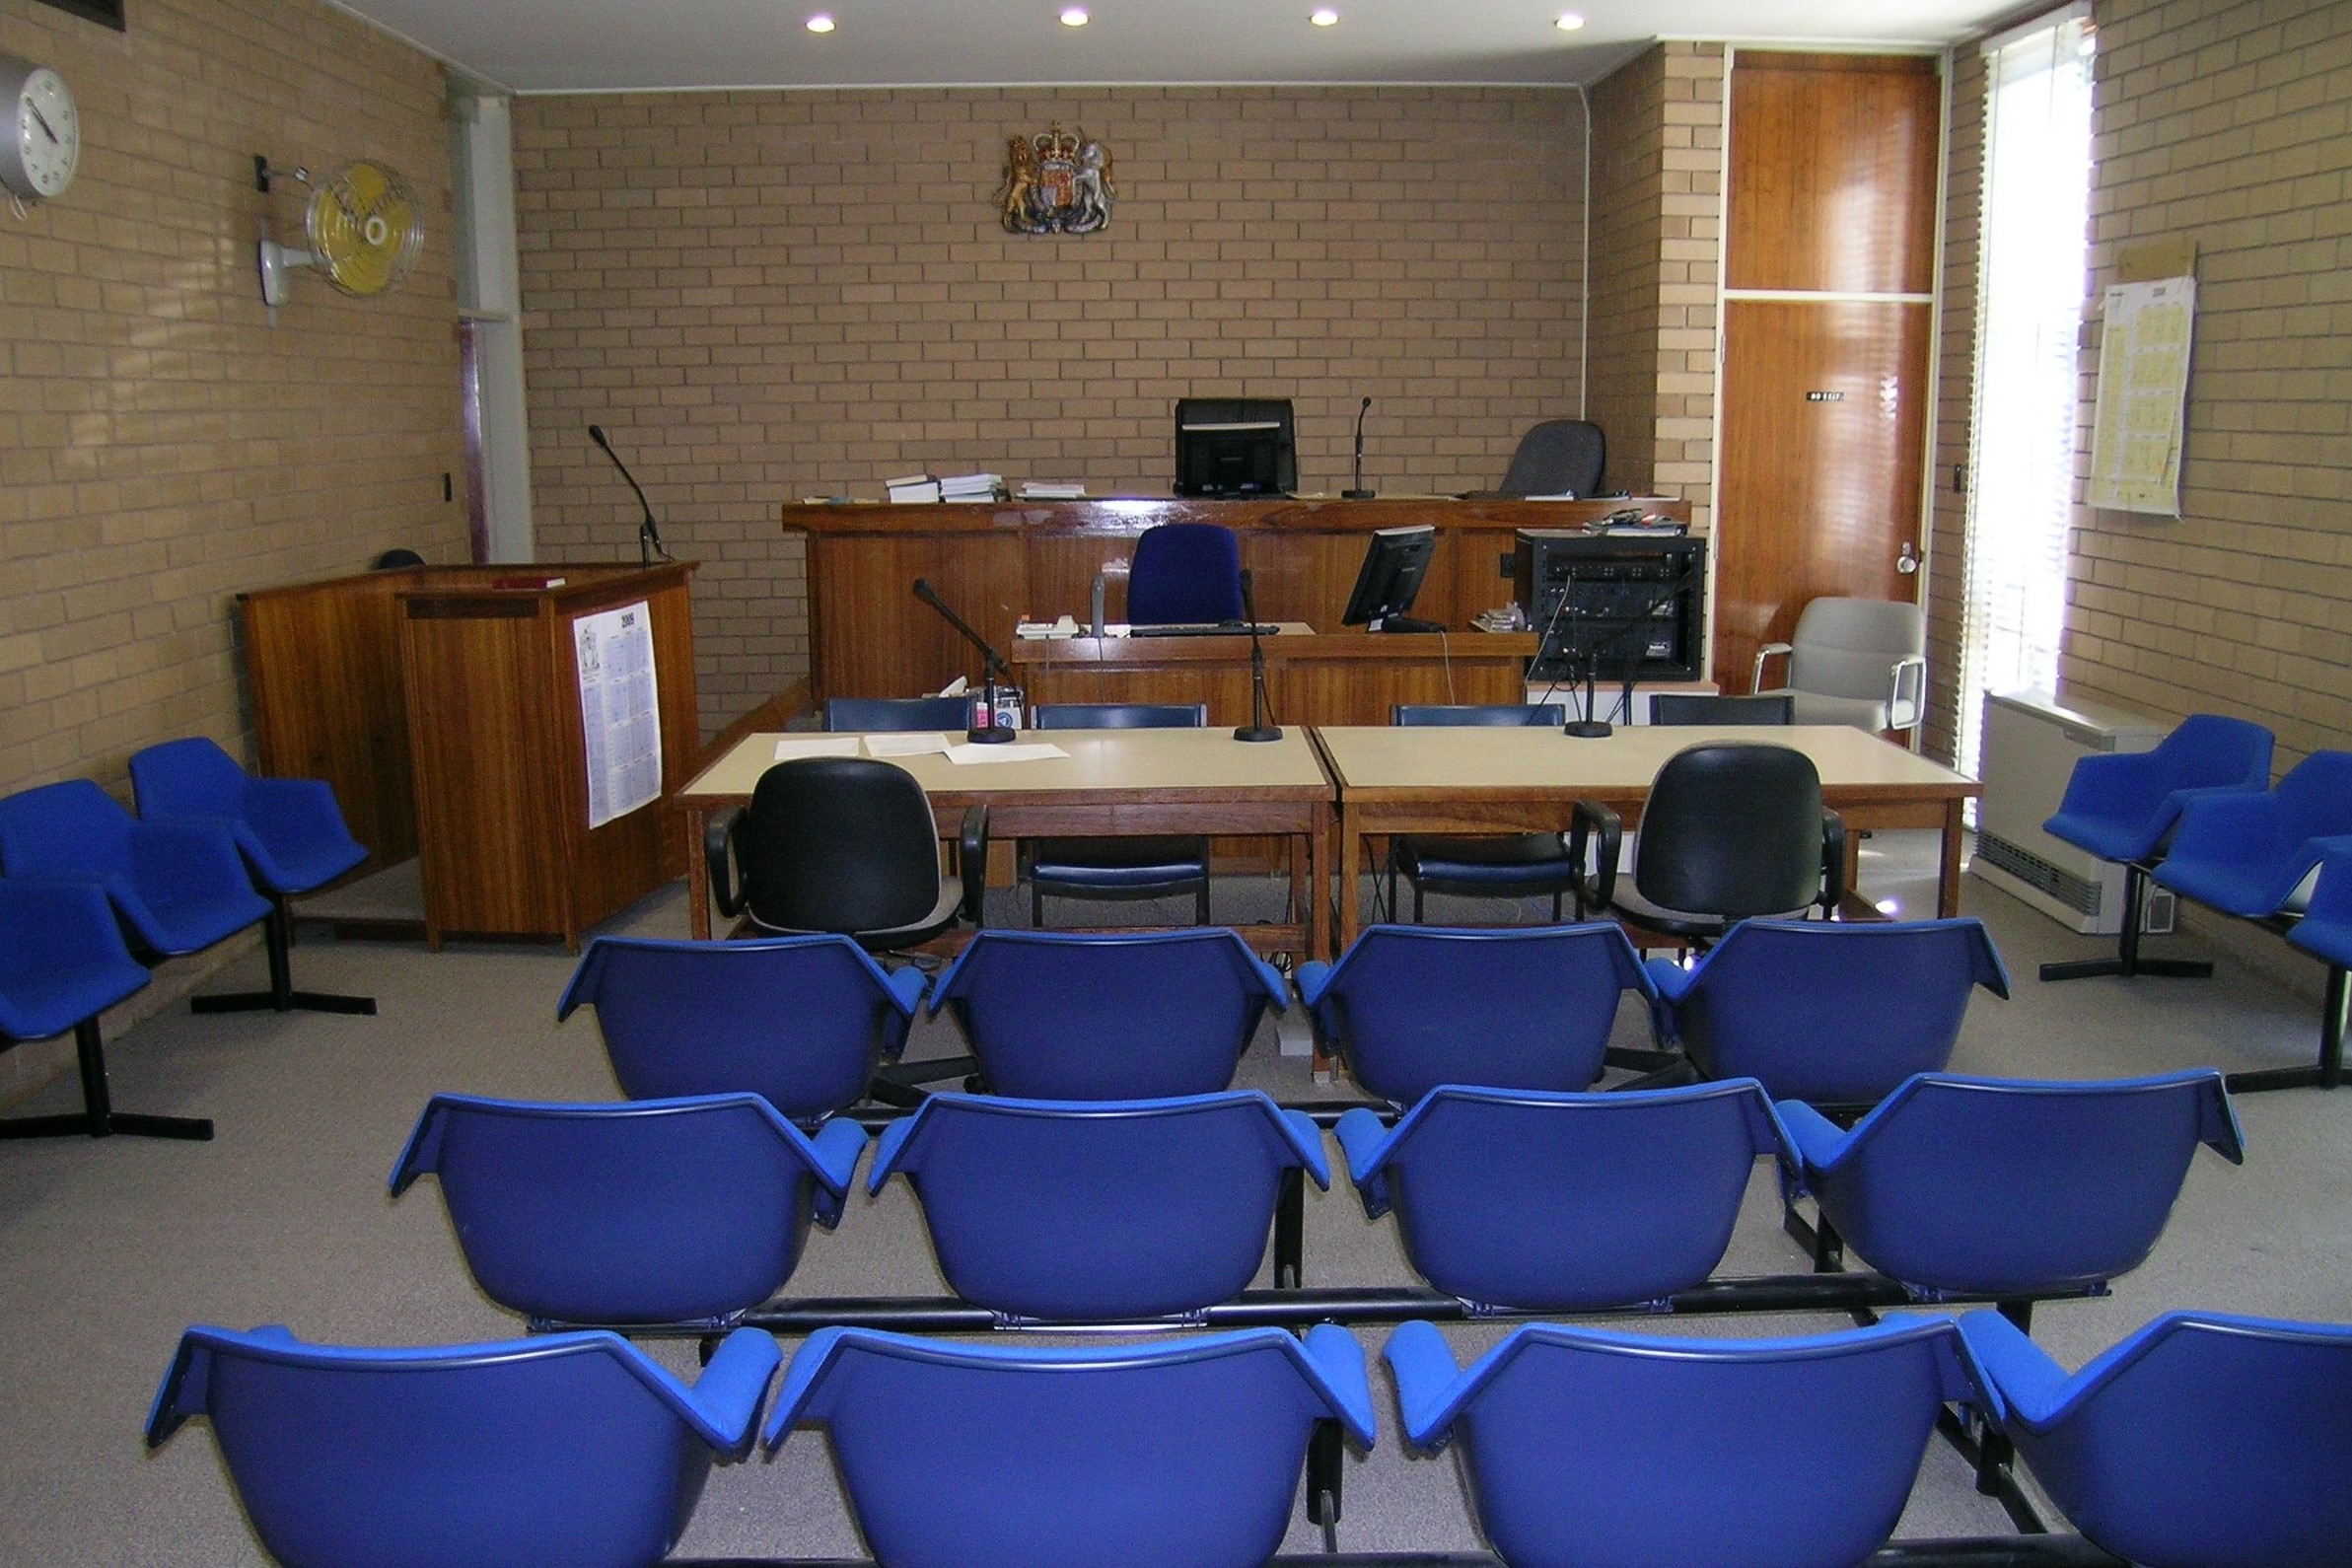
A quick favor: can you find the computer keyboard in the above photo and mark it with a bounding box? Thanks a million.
[1126,622,1279,638]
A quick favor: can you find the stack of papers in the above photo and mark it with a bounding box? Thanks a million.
[861,732,950,758]
[941,473,1006,503]
[887,474,942,504]
[1019,481,1087,500]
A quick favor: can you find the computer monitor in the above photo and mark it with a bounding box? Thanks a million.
[1174,398,1297,498]
[1340,525,1442,633]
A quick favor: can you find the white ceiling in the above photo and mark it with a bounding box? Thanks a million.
[336,0,2025,95]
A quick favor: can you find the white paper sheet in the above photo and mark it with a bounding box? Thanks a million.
[943,742,1070,765]
[863,732,953,757]
[574,602,663,830]
[772,737,864,760]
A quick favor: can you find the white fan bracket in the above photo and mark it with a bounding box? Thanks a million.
[256,236,318,308]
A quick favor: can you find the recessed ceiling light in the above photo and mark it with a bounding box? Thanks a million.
[1061,6,1088,24]
[806,13,834,33]
[1311,7,1339,25]
[1555,12,1586,29]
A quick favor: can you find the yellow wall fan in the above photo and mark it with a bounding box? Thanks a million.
[256,160,423,308]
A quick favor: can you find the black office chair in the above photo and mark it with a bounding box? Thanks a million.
[1387,704,1578,924]
[1026,703,1211,927]
[1648,693,1795,726]
[823,695,973,732]
[1570,741,1845,946]
[1498,420,1605,498]
[705,757,985,951]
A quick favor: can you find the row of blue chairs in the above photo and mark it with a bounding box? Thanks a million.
[0,739,374,1141]
[392,1070,2241,1329]
[149,1305,2352,1568]
[560,916,2012,1116]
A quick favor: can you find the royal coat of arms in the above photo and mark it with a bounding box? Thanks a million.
[1000,123,1114,235]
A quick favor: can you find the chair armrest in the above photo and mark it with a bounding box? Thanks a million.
[686,1326,785,1455]
[1774,1098,1848,1177]
[1889,655,1927,722]
[1301,1322,1379,1449]
[1644,955,1695,1003]
[1382,1319,1465,1452]
[1293,959,1334,1007]
[1954,1310,2070,1430]
[705,808,746,920]
[805,1116,871,1197]
[959,805,989,925]
[1568,799,1621,916]
[884,962,928,1017]
[1817,808,1847,913]
[1751,642,1794,694]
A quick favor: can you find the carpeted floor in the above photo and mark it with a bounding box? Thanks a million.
[1,833,2344,1563]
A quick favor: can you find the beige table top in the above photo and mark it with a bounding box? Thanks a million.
[1313,724,1977,796]
[679,726,1333,803]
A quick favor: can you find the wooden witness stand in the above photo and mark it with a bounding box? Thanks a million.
[241,562,700,951]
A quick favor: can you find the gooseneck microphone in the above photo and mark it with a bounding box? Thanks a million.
[912,578,1017,744]
[1341,396,1375,500]
[588,424,671,567]
[1233,569,1281,743]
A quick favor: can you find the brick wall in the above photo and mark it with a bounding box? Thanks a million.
[1926,44,1986,765]
[511,87,1588,735]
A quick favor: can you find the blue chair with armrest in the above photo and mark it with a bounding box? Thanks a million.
[1386,703,1579,924]
[2038,713,2274,983]
[867,1090,1327,1317]
[823,694,973,732]
[1385,1316,1973,1568]
[128,736,375,1016]
[391,1092,865,1329]
[1335,1081,1794,1312]
[1126,522,1245,624]
[929,928,1287,1099]
[1026,701,1212,926]
[2284,848,2352,1092]
[557,934,926,1122]
[763,1324,1376,1568]
[1958,1309,2352,1568]
[1777,1070,2242,1321]
[1295,922,1658,1104]
[147,1323,778,1568]
[1648,917,2010,1106]
[0,880,210,1141]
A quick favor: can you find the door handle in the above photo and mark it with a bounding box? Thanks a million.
[1896,541,1920,576]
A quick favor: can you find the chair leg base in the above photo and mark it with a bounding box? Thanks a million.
[1604,1045,1683,1076]
[2223,1065,2341,1094]
[2036,957,2211,982]
[190,990,377,1016]
[0,1110,214,1141]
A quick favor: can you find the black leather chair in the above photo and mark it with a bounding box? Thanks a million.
[1570,741,1845,946]
[1648,693,1795,726]
[1498,420,1605,498]
[1387,704,1577,924]
[705,757,985,951]
[1026,703,1211,926]
[823,695,974,732]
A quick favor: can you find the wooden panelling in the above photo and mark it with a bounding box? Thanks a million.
[1011,633,1540,728]
[1727,52,1943,296]
[809,530,1028,700]
[1714,299,1933,692]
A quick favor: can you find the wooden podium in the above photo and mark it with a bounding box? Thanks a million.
[241,562,699,950]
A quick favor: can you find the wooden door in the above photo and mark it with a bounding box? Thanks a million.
[1715,52,1942,696]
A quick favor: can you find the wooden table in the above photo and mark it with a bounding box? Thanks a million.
[1313,724,1980,950]
[675,728,1335,958]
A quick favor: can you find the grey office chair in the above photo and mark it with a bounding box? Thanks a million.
[1752,599,1926,738]
[1498,420,1605,499]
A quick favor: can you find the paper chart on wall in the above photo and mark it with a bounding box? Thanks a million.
[2086,276,2195,516]
[575,602,663,830]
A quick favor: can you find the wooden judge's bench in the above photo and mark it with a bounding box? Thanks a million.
[785,497,1694,726]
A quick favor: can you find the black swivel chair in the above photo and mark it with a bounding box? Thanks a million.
[1387,704,1579,924]
[1498,420,1605,498]
[1026,703,1212,927]
[1570,742,1845,947]
[706,757,986,952]
[1649,693,1795,726]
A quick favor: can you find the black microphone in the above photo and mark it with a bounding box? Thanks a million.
[588,424,670,567]
[1341,396,1375,500]
[1233,569,1281,743]
[912,578,1017,744]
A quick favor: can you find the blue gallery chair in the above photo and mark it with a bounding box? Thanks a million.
[557,934,926,1122]
[0,880,210,1141]
[1126,521,1245,624]
[1959,1308,2352,1568]
[763,1325,1375,1568]
[128,737,375,1016]
[1647,917,2010,1105]
[1026,701,1214,927]
[822,694,973,731]
[1385,704,1577,924]
[0,779,269,994]
[929,928,1287,1099]
[2285,848,2352,1091]
[1334,1082,1793,1312]
[867,1091,1327,1316]
[1386,1316,1971,1568]
[1779,1070,2242,1316]
[2039,713,2274,983]
[1296,923,1658,1103]
[148,1323,778,1568]
[391,1092,865,1328]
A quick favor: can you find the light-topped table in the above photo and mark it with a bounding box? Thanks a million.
[675,728,1334,957]
[1313,724,1980,950]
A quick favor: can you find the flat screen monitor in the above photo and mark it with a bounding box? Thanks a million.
[1340,525,1441,633]
[1174,398,1297,498]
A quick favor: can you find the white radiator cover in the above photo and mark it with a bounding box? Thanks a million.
[1971,689,2178,936]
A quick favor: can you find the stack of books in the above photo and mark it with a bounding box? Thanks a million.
[887,474,942,504]
[940,473,1007,503]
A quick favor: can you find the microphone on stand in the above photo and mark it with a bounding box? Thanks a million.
[588,424,671,567]
[912,578,1018,744]
[1341,396,1375,500]
[1233,569,1282,743]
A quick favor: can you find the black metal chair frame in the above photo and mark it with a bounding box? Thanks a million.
[0,1015,213,1142]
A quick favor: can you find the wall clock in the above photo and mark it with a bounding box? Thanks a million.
[1,55,80,203]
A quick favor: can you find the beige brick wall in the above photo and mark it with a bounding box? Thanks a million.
[1926,43,1985,765]
[0,0,463,1100]
[511,87,1589,735]
[2061,0,2352,766]
[1657,43,1726,534]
